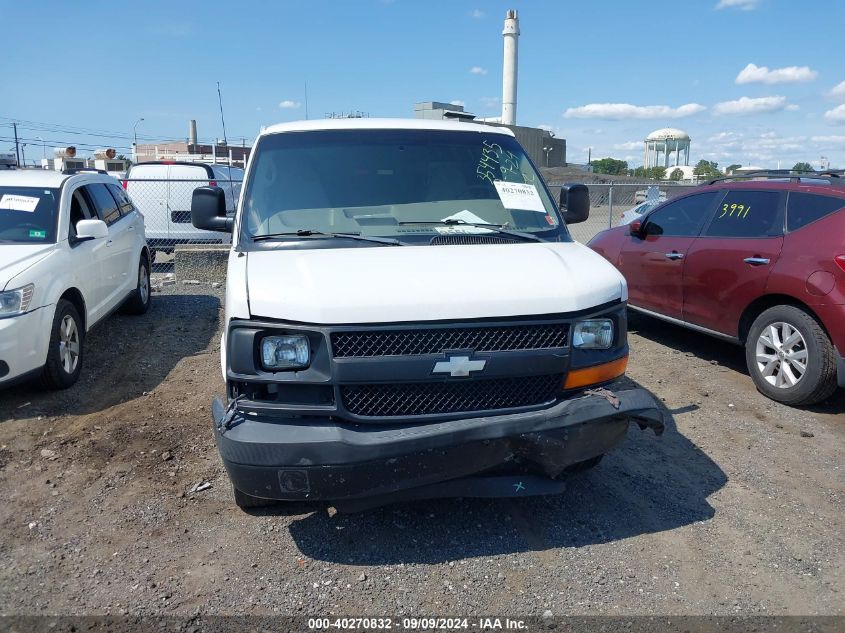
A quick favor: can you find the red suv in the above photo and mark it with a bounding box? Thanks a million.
[588,173,845,406]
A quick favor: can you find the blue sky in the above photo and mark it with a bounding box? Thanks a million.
[2,0,844,169]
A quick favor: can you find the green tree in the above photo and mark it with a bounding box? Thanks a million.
[792,162,814,173]
[693,159,722,180]
[591,157,628,176]
[629,166,666,180]
[669,167,684,181]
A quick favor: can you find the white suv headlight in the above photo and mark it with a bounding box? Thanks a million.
[261,334,310,370]
[573,319,614,349]
[0,284,35,318]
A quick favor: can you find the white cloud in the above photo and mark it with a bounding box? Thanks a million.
[828,80,845,100]
[811,135,845,145]
[470,9,484,19]
[613,141,641,151]
[707,131,742,143]
[713,95,787,115]
[715,0,760,10]
[824,104,845,124]
[469,66,488,76]
[563,102,706,120]
[449,100,466,108]
[278,100,301,109]
[785,104,800,111]
[735,63,817,85]
[480,96,500,108]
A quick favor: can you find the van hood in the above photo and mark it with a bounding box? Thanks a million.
[246,242,626,324]
[0,244,54,290]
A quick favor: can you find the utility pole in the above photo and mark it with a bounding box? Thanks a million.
[13,122,20,167]
[217,81,228,147]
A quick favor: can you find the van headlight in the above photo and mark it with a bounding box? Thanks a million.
[573,319,613,349]
[261,334,310,370]
[0,284,35,318]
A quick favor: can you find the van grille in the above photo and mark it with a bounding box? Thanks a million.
[341,374,562,418]
[331,323,569,358]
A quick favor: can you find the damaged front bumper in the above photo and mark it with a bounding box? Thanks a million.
[211,386,664,506]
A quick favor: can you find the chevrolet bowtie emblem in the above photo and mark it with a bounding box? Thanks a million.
[432,355,487,377]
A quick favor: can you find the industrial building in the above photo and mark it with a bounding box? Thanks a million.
[413,10,566,169]
[134,120,251,166]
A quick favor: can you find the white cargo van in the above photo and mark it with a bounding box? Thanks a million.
[190,119,663,510]
[125,161,242,254]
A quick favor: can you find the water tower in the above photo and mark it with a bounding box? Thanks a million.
[644,128,691,168]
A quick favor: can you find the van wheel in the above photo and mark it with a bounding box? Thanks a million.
[233,486,277,509]
[40,300,84,390]
[123,256,151,315]
[745,305,837,406]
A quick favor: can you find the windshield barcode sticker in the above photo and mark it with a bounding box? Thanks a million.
[0,194,40,213]
[493,182,545,212]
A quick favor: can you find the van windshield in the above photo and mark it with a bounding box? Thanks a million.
[0,187,60,244]
[241,129,570,245]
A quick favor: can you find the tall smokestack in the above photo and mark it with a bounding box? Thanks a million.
[501,9,520,126]
[188,119,198,146]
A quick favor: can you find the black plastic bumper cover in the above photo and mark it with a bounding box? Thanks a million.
[212,388,664,503]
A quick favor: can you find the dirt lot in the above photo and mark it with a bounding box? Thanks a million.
[0,281,842,618]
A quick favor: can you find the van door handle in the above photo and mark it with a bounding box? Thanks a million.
[127,225,135,231]
[743,257,770,266]
[106,240,113,247]
[665,251,684,260]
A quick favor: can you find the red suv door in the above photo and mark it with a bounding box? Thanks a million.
[683,189,785,336]
[618,191,719,319]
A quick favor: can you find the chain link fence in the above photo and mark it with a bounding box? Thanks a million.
[547,181,697,244]
[122,178,242,264]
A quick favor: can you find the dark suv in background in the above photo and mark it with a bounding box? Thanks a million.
[589,172,845,406]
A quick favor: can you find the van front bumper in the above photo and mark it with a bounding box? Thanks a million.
[212,387,664,506]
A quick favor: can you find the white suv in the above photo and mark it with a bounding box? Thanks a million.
[0,169,151,389]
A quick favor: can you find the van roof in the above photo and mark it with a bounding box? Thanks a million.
[259,117,517,138]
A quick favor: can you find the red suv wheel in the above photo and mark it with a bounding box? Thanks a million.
[745,305,838,406]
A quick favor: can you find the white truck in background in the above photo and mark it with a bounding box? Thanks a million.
[124,161,243,258]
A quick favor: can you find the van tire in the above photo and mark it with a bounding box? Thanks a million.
[745,305,837,406]
[123,256,151,315]
[40,300,84,390]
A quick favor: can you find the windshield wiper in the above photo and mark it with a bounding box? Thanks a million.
[397,219,543,242]
[251,229,401,246]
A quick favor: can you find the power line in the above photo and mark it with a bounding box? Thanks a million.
[0,116,255,146]
[0,135,135,152]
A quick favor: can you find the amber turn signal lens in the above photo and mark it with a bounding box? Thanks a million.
[564,355,629,390]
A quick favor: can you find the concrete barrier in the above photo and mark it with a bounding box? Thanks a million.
[174,244,229,283]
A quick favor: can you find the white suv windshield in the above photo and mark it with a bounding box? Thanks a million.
[0,187,60,244]
[241,129,568,244]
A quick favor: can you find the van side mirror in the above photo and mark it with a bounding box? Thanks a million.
[558,183,590,224]
[75,219,108,241]
[191,186,232,232]
[629,219,644,237]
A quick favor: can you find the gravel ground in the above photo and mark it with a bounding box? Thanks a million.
[0,277,842,618]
